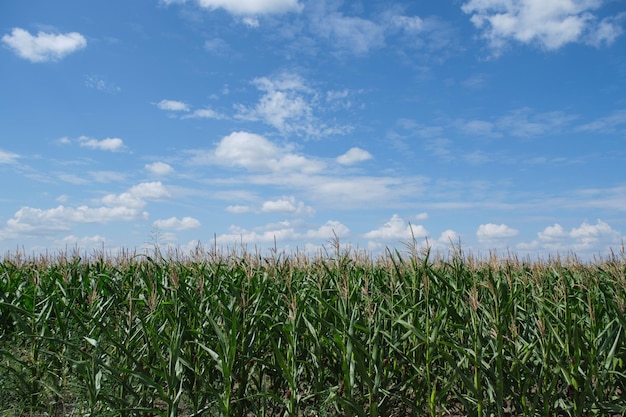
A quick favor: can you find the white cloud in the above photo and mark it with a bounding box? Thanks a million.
[476,223,519,242]
[538,223,569,241]
[181,108,225,119]
[226,205,252,213]
[78,136,125,152]
[585,13,626,46]
[204,38,229,53]
[458,119,499,138]
[195,0,302,15]
[5,206,146,236]
[391,15,425,32]
[312,11,385,55]
[215,224,299,246]
[88,171,126,183]
[153,216,201,230]
[0,182,170,239]
[101,182,170,209]
[438,229,460,244]
[145,162,174,176]
[58,234,106,247]
[261,196,315,216]
[415,212,429,221]
[85,75,121,94]
[336,147,373,165]
[235,72,352,138]
[364,214,428,240]
[1,28,87,62]
[241,17,260,27]
[156,99,190,111]
[518,219,623,254]
[214,219,349,248]
[458,108,577,139]
[306,221,350,239]
[497,108,576,137]
[577,109,626,132]
[237,73,312,133]
[211,131,324,173]
[461,0,624,54]
[0,149,20,164]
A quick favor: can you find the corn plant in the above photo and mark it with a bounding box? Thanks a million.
[1,244,625,416]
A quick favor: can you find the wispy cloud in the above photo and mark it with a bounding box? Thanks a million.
[78,136,126,152]
[2,28,87,62]
[156,99,190,111]
[577,109,626,133]
[181,108,225,119]
[0,149,20,164]
[85,75,121,94]
[311,9,385,55]
[156,99,226,120]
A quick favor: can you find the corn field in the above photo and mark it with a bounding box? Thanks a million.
[1,242,625,416]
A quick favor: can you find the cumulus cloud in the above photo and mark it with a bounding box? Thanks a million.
[153,216,201,230]
[415,212,429,221]
[145,162,174,176]
[2,28,87,62]
[306,220,350,239]
[261,196,315,216]
[188,131,426,210]
[101,182,170,209]
[78,136,125,152]
[363,214,428,240]
[336,147,373,165]
[0,182,170,240]
[211,131,324,173]
[518,219,623,254]
[4,206,145,238]
[156,99,190,112]
[476,223,519,242]
[461,0,625,54]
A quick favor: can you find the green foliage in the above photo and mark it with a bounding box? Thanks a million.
[0,244,625,416]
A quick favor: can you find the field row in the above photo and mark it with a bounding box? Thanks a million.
[1,246,625,416]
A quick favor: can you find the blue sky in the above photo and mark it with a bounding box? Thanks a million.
[1,0,626,259]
